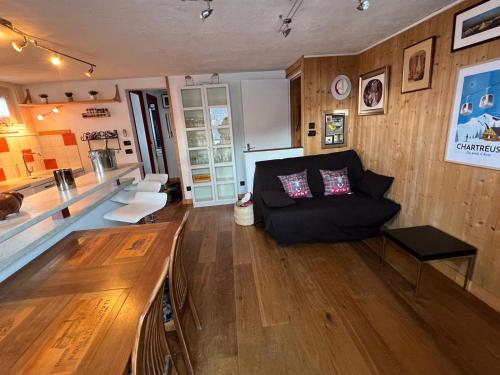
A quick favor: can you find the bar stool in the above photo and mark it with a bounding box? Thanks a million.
[124,180,162,192]
[144,173,168,185]
[104,192,167,224]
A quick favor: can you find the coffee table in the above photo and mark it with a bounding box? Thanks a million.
[381,225,477,295]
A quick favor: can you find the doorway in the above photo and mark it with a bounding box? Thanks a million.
[290,76,302,148]
[128,89,179,178]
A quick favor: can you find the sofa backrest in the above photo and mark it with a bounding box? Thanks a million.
[254,149,364,195]
[252,149,365,225]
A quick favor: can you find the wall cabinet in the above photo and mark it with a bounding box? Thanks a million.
[181,84,237,207]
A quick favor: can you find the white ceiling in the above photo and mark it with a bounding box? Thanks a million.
[0,0,457,84]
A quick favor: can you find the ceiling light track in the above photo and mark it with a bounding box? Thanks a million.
[0,17,97,78]
[278,0,304,38]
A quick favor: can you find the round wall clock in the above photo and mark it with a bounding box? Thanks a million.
[331,75,352,100]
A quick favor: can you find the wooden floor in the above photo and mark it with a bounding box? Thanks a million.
[160,203,500,375]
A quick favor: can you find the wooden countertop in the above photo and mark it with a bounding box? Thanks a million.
[0,222,180,375]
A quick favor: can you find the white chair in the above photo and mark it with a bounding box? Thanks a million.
[144,173,168,185]
[111,190,136,204]
[104,192,167,224]
[124,180,162,192]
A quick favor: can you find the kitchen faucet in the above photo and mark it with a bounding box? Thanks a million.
[22,151,42,177]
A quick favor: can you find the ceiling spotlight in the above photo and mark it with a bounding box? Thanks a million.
[200,0,213,20]
[282,26,291,38]
[85,66,94,78]
[357,0,370,11]
[50,56,62,66]
[51,107,59,113]
[278,0,303,38]
[12,37,28,52]
[36,114,44,121]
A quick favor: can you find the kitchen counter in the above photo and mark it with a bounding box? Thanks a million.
[0,168,85,193]
[0,163,142,281]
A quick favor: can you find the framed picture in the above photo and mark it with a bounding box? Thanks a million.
[358,66,390,116]
[402,36,435,93]
[321,110,347,149]
[331,75,352,100]
[161,93,169,108]
[452,0,500,52]
[444,58,500,170]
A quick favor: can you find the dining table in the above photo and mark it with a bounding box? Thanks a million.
[0,221,180,375]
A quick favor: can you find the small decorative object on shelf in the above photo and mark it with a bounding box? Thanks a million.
[82,108,111,118]
[80,129,118,141]
[185,75,194,86]
[65,92,74,102]
[210,73,219,84]
[39,94,49,104]
[22,88,32,104]
[0,192,24,221]
[88,91,99,100]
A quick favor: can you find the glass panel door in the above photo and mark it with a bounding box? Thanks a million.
[217,183,236,200]
[189,149,209,166]
[187,129,208,148]
[211,127,231,146]
[192,168,212,184]
[209,107,230,128]
[215,166,234,182]
[181,88,203,108]
[213,147,232,164]
[206,87,227,106]
[184,109,205,128]
[194,185,213,202]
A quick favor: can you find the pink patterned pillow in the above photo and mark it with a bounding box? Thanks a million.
[278,170,313,199]
[320,168,352,196]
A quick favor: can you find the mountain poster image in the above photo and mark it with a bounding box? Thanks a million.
[445,59,500,170]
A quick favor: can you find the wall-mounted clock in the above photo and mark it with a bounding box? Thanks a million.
[331,75,352,100]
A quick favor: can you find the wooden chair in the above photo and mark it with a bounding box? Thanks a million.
[131,228,180,375]
[167,211,202,375]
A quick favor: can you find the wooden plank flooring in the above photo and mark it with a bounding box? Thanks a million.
[163,203,500,374]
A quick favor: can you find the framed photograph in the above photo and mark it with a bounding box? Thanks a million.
[321,110,347,149]
[358,66,390,116]
[452,0,500,52]
[402,36,435,93]
[444,58,500,170]
[161,93,169,108]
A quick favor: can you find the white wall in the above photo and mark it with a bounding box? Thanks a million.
[169,70,286,200]
[22,77,168,175]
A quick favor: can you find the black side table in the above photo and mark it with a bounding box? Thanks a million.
[382,225,477,295]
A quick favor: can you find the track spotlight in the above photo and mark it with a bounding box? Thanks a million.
[51,107,59,113]
[278,0,303,38]
[50,56,62,66]
[12,37,28,52]
[282,26,291,38]
[357,0,370,11]
[37,114,44,121]
[37,107,60,121]
[85,66,94,78]
[200,0,213,20]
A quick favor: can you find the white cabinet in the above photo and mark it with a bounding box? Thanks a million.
[181,84,237,207]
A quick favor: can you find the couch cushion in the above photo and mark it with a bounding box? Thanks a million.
[267,193,401,229]
[261,190,296,208]
[277,169,313,199]
[356,170,394,199]
[320,168,352,196]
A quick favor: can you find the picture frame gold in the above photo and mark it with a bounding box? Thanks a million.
[358,66,390,116]
[402,36,435,93]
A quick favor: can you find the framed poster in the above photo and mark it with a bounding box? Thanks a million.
[444,58,500,170]
[402,36,435,93]
[452,0,500,52]
[322,110,347,149]
[358,66,390,115]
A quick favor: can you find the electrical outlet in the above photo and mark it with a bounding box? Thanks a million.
[240,181,245,186]
[308,122,315,129]
[186,186,191,191]
[124,140,132,146]
[125,149,133,154]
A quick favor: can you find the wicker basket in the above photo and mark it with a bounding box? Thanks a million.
[234,204,254,226]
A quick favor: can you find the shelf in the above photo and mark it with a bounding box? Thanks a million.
[19,85,121,108]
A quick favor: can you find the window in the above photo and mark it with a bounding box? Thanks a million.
[0,96,10,120]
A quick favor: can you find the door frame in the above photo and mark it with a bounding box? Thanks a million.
[129,90,157,174]
[145,93,169,174]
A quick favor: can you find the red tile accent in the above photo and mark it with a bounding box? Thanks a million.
[0,168,6,182]
[62,133,77,146]
[44,159,58,170]
[22,149,35,163]
[0,137,9,153]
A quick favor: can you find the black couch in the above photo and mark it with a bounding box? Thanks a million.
[253,150,401,245]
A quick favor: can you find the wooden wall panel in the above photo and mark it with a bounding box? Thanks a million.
[302,56,358,155]
[353,0,500,301]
